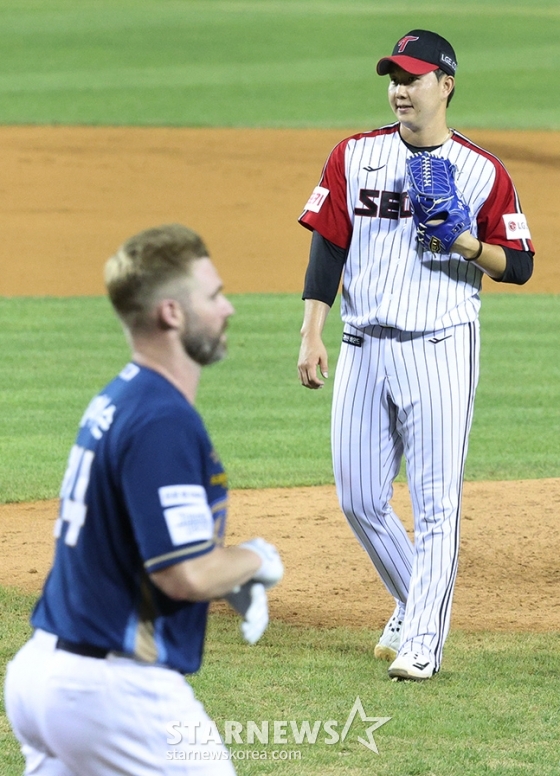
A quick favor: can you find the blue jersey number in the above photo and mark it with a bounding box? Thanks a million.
[55,445,95,546]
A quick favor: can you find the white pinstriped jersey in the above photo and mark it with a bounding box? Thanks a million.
[300,124,533,332]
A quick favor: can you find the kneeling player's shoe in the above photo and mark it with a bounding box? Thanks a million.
[373,603,404,662]
[388,651,435,681]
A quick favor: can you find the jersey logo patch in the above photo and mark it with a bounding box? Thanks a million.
[158,485,213,546]
[304,186,329,213]
[342,332,363,347]
[503,214,531,240]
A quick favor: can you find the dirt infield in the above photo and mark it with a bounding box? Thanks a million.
[1,126,559,633]
[1,126,559,296]
[3,480,560,632]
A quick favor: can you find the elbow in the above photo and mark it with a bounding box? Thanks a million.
[179,570,213,602]
[500,265,533,286]
[517,262,534,285]
[150,563,213,602]
[498,249,534,285]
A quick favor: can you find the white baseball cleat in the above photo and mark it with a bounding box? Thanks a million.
[373,603,404,662]
[388,651,436,681]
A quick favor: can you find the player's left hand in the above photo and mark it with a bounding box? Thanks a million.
[406,152,472,254]
[225,581,269,644]
[240,537,284,588]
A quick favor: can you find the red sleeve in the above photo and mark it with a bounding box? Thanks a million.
[477,161,534,253]
[298,139,353,250]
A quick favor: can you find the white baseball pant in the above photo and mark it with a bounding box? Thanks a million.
[4,629,235,776]
[332,321,479,669]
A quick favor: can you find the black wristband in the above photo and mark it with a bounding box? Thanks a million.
[465,239,484,262]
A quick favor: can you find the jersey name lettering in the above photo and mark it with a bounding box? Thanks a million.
[354,189,412,219]
[79,395,116,440]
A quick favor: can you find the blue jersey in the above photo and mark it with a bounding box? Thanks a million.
[32,364,228,674]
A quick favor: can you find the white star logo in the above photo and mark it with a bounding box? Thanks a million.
[340,696,391,754]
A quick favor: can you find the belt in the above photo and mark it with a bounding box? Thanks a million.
[56,638,110,659]
[55,637,181,674]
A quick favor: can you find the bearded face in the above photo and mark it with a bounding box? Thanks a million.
[180,309,229,366]
[176,258,234,366]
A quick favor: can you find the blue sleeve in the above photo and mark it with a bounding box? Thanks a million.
[121,413,217,573]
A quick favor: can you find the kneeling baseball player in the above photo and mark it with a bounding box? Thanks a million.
[4,224,283,774]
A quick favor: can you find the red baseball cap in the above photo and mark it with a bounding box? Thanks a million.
[376,30,457,77]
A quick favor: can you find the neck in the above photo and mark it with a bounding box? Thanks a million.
[399,122,451,149]
[131,334,201,405]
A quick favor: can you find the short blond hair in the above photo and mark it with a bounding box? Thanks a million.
[105,224,209,330]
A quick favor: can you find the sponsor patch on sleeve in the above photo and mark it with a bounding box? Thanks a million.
[158,485,213,546]
[503,214,531,241]
[304,186,329,213]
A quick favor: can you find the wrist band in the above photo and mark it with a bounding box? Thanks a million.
[465,239,483,262]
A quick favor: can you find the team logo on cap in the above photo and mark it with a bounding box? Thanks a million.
[440,54,457,73]
[396,35,419,52]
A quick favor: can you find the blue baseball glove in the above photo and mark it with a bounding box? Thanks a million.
[406,152,472,253]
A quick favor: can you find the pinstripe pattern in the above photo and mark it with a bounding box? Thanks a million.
[301,125,532,332]
[332,321,479,670]
[342,128,498,331]
[300,123,532,672]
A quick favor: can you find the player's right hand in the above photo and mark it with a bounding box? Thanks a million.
[298,335,329,389]
[224,581,269,644]
[241,583,269,644]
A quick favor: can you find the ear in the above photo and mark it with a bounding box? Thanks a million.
[156,298,183,331]
[441,75,455,99]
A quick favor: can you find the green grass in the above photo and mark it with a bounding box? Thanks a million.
[468,295,560,480]
[0,294,558,502]
[0,587,34,773]
[0,0,558,128]
[194,618,560,775]
[0,298,129,502]
[2,587,560,776]
[0,4,558,773]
